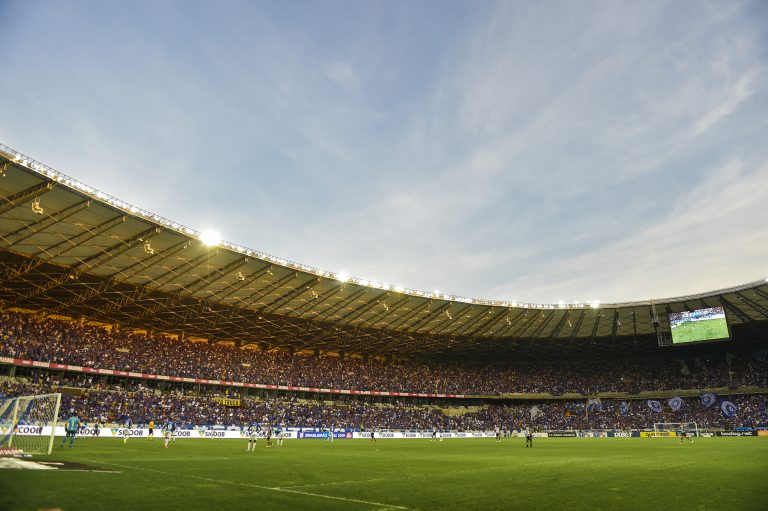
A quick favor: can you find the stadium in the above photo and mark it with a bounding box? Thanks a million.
[1,144,767,510]
[2,2,768,510]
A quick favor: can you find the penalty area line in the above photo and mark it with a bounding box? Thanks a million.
[83,459,416,510]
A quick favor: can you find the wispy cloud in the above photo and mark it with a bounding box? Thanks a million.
[693,68,759,135]
[1,0,766,303]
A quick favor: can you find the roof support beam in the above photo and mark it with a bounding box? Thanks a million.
[359,295,410,329]
[499,309,534,338]
[406,301,453,332]
[474,307,525,337]
[431,304,474,335]
[256,276,320,314]
[110,238,191,280]
[735,292,768,319]
[16,226,161,301]
[610,308,621,340]
[209,264,274,303]
[313,288,367,321]
[238,272,298,309]
[0,214,128,283]
[0,199,90,250]
[382,300,432,330]
[337,292,387,323]
[569,309,588,340]
[450,306,491,337]
[550,310,571,338]
[0,181,54,215]
[292,284,343,316]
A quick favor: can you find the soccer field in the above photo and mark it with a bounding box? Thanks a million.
[2,438,766,511]
[671,318,729,343]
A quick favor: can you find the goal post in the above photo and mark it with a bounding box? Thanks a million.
[653,422,698,437]
[0,393,62,455]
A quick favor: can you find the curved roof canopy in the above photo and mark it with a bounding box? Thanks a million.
[1,144,767,359]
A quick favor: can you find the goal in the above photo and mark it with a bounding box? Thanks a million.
[0,393,62,455]
[653,422,699,437]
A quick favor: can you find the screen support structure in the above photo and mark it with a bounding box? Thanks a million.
[652,301,672,347]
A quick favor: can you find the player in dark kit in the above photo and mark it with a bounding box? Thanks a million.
[525,428,533,448]
[60,412,80,448]
[370,428,376,442]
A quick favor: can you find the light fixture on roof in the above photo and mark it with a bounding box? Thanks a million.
[199,230,222,247]
[336,271,350,282]
[31,199,44,215]
[143,241,155,255]
[590,300,601,309]
[236,271,246,281]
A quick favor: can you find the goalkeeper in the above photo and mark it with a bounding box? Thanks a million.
[60,411,80,448]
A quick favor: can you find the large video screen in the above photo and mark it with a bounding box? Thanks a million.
[669,307,729,344]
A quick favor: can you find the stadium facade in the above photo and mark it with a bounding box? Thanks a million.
[1,143,767,362]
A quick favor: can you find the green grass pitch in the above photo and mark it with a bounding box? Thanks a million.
[2,437,766,510]
[671,318,729,343]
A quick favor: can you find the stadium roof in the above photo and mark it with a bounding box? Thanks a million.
[1,144,767,359]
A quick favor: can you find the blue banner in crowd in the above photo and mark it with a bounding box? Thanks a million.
[619,401,630,416]
[647,400,662,413]
[699,393,717,408]
[720,400,738,418]
[667,397,682,411]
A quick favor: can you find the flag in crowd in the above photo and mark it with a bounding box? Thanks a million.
[720,400,738,418]
[530,406,543,421]
[667,397,682,411]
[647,400,662,413]
[699,393,717,408]
[619,401,630,416]
[586,398,603,413]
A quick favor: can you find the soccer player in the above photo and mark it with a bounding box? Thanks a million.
[92,421,100,437]
[277,426,284,447]
[265,424,272,447]
[246,423,258,452]
[163,420,174,448]
[61,412,80,448]
[431,426,437,441]
[679,429,694,444]
[495,425,501,443]
[171,421,177,443]
[148,420,155,440]
[525,427,533,448]
[370,427,376,442]
[123,417,132,445]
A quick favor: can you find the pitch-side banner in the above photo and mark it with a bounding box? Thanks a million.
[10,427,505,439]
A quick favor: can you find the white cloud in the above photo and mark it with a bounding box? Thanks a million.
[693,68,758,135]
[324,60,360,91]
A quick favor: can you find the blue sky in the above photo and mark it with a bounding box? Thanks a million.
[1,0,766,304]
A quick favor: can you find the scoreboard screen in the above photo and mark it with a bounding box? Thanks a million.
[668,307,729,344]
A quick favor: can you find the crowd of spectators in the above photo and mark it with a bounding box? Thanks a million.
[2,309,767,396]
[2,372,766,431]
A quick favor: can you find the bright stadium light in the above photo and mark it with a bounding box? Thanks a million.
[590,300,601,309]
[199,230,222,247]
[336,271,350,282]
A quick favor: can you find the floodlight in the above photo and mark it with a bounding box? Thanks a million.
[336,271,350,282]
[199,230,222,246]
[590,300,601,309]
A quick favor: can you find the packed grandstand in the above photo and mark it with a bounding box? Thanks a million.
[1,144,767,437]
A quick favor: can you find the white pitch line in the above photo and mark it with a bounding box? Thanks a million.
[83,459,416,510]
[279,477,390,489]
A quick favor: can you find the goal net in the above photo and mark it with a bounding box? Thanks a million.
[653,422,698,437]
[0,393,62,455]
